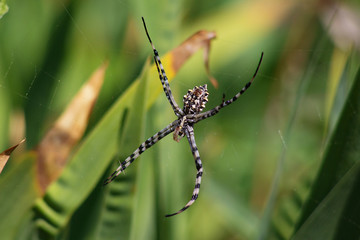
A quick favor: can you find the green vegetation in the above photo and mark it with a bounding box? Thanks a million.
[0,0,360,239]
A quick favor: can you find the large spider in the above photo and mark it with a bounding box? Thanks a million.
[104,17,264,217]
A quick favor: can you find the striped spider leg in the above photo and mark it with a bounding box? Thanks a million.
[165,124,203,217]
[142,17,183,118]
[103,120,179,185]
[104,17,264,217]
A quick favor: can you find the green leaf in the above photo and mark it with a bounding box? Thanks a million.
[293,161,360,239]
[67,59,151,240]
[0,152,39,240]
[294,66,360,237]
[127,64,157,240]
[33,59,152,237]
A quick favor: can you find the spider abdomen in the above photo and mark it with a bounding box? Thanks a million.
[183,84,209,114]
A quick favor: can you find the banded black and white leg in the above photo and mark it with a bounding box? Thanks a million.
[165,124,203,217]
[142,17,183,117]
[190,52,264,123]
[103,120,179,185]
[152,56,183,117]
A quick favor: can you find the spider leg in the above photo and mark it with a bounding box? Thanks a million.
[166,125,203,217]
[104,120,178,185]
[153,56,182,116]
[142,17,183,117]
[191,52,263,123]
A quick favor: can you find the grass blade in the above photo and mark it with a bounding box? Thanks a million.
[295,66,360,236]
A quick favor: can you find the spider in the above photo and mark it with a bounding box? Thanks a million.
[104,17,264,217]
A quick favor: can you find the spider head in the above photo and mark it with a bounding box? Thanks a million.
[183,84,209,114]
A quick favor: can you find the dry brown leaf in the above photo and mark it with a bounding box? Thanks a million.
[170,30,218,88]
[0,138,26,174]
[36,61,108,193]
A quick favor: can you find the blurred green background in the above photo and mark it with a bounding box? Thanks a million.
[1,0,360,239]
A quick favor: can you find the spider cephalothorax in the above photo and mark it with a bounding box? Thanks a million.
[183,84,209,114]
[104,17,264,218]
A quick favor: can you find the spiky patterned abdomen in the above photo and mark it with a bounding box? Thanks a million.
[183,84,209,114]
